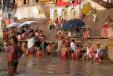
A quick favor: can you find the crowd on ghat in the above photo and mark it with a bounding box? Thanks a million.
[0,15,112,76]
[2,25,107,62]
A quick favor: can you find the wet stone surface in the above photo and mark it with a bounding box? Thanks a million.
[0,53,113,76]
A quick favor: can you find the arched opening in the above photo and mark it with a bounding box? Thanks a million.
[54,9,58,20]
[70,8,76,19]
[61,9,67,20]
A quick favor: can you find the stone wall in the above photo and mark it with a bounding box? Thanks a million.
[108,37,113,61]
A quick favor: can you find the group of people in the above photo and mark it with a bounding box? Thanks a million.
[56,31,106,63]
[50,14,113,39]
[0,20,108,76]
[49,17,66,30]
[1,26,51,76]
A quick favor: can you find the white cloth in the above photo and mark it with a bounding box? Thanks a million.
[87,47,90,55]
[96,48,102,57]
[27,37,35,49]
[86,47,92,55]
[70,42,76,50]
[67,32,71,37]
[93,14,96,22]
[58,40,63,51]
[86,47,93,58]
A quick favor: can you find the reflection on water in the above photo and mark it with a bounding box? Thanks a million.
[0,53,113,76]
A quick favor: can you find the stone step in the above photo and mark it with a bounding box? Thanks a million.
[83,8,113,38]
[92,0,113,8]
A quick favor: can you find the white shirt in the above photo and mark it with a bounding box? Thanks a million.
[27,37,35,49]
[70,42,76,50]
[96,48,102,57]
[97,48,102,54]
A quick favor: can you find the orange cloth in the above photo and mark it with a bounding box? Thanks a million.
[60,47,66,56]
[75,47,80,53]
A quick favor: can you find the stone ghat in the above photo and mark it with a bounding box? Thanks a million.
[74,38,109,60]
[108,37,113,61]
[82,38,113,61]
[83,38,108,50]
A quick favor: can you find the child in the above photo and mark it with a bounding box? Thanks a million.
[70,39,76,59]
[82,43,93,61]
[74,45,80,60]
[46,43,52,57]
[3,41,9,52]
[60,45,68,60]
[83,28,90,40]
[93,44,102,63]
[36,47,41,59]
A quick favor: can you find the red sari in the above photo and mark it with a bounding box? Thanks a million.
[74,47,80,59]
[101,23,109,38]
[60,47,67,59]
[3,31,7,40]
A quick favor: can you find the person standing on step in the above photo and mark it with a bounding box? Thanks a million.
[101,21,109,38]
[93,12,97,22]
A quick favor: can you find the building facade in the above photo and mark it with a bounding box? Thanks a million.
[15,0,54,7]
[0,0,54,19]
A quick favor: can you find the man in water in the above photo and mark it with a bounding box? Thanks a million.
[7,36,23,76]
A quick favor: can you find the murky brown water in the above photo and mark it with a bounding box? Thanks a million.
[0,53,113,76]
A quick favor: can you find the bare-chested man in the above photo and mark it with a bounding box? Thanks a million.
[56,31,63,53]
[7,36,23,76]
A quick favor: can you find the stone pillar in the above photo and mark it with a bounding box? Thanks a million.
[107,25,113,61]
[108,37,113,61]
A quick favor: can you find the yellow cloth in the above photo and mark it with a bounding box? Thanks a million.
[81,2,92,15]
